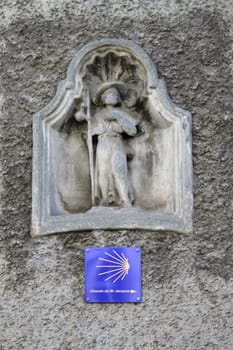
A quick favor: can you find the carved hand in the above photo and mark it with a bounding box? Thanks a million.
[74,111,87,122]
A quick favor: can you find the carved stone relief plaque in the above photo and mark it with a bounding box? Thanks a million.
[31,39,193,236]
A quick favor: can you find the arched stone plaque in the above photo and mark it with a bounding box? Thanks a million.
[31,39,192,236]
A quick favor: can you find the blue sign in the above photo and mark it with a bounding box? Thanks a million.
[84,247,142,303]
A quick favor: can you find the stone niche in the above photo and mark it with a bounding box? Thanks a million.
[31,39,193,236]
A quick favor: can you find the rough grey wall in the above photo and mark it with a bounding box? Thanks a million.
[0,1,233,349]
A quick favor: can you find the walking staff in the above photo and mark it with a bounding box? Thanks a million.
[86,89,95,206]
[74,89,95,206]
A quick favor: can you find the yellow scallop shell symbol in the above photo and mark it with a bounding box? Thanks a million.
[96,250,130,283]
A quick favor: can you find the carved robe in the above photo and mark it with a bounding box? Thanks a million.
[91,107,137,205]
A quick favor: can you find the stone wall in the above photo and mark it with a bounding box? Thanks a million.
[0,1,233,349]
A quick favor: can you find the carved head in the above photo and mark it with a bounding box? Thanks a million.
[93,81,126,105]
[101,87,121,106]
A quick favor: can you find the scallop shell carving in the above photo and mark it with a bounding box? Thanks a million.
[80,50,146,107]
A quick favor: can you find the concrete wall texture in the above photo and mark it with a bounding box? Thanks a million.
[0,1,233,349]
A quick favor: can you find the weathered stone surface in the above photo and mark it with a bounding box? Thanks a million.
[0,0,233,349]
[32,39,192,236]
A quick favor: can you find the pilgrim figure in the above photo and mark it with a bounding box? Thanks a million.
[75,82,138,207]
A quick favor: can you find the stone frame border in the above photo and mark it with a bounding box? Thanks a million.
[31,39,193,236]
